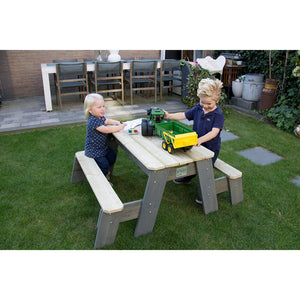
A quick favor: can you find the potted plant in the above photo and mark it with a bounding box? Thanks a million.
[232,75,245,98]
[182,63,227,110]
[183,64,214,107]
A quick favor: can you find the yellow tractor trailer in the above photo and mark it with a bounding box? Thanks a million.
[141,107,198,154]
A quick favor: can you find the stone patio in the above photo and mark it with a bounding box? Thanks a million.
[0,94,187,134]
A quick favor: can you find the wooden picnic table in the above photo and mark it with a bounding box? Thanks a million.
[113,125,218,237]
[72,121,242,248]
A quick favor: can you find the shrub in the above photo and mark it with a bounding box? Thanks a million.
[265,93,300,133]
[214,50,300,133]
[182,64,227,111]
[263,51,300,133]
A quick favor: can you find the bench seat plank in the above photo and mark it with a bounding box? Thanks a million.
[214,159,242,179]
[75,151,124,214]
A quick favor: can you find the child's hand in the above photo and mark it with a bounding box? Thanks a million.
[163,110,169,119]
[119,123,127,130]
[196,138,202,147]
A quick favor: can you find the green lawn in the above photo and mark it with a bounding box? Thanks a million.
[0,108,299,250]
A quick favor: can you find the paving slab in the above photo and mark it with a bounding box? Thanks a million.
[221,130,239,142]
[291,176,300,187]
[238,147,282,165]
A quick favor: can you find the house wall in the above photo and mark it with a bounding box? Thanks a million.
[0,50,160,100]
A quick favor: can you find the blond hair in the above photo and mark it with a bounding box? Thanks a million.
[84,93,104,120]
[197,78,223,102]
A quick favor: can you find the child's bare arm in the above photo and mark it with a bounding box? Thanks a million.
[196,128,220,146]
[163,110,186,120]
[105,118,122,126]
[96,123,126,133]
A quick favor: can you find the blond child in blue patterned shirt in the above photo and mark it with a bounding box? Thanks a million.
[84,93,126,176]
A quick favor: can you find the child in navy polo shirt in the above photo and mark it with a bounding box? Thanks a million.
[84,93,126,178]
[164,78,224,186]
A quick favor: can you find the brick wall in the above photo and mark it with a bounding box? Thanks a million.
[0,50,160,99]
[119,50,160,60]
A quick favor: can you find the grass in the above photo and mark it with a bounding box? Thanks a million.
[0,108,299,250]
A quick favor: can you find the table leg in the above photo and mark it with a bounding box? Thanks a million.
[41,65,53,111]
[228,177,243,205]
[196,159,218,214]
[134,168,169,237]
[94,209,121,248]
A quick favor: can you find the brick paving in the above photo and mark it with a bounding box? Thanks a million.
[0,94,187,134]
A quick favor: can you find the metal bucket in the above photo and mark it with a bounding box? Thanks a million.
[242,74,265,101]
[245,73,264,82]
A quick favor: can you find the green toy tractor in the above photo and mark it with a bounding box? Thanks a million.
[141,107,198,154]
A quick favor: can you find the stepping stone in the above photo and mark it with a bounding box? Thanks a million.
[291,176,300,187]
[221,130,239,142]
[238,147,282,165]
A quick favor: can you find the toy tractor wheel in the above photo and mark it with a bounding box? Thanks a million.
[167,144,174,154]
[141,119,149,136]
[148,124,155,136]
[162,140,167,150]
[142,119,155,136]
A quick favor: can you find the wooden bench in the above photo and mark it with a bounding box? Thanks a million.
[71,151,125,249]
[213,158,243,205]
